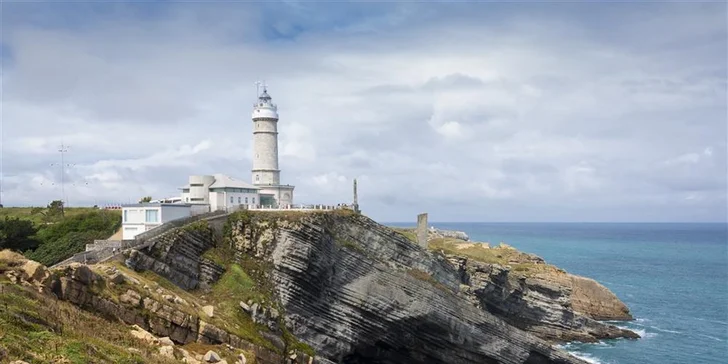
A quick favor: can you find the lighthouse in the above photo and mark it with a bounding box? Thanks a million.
[251,83,295,207]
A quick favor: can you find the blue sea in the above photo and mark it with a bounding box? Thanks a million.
[389,222,728,364]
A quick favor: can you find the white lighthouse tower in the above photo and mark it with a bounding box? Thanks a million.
[251,83,295,207]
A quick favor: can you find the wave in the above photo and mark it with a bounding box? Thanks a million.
[565,350,607,364]
[650,326,682,334]
[696,333,725,342]
[556,343,611,364]
[619,327,657,339]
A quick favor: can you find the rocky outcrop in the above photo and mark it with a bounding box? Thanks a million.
[429,227,470,241]
[2,209,638,364]
[0,251,312,364]
[449,256,638,343]
[227,212,589,364]
[125,227,225,290]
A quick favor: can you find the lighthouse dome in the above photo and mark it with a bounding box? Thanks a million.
[251,88,279,119]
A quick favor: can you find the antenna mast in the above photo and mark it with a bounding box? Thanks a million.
[51,143,71,208]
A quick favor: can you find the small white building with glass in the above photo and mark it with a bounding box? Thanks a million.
[179,174,261,211]
[121,203,193,240]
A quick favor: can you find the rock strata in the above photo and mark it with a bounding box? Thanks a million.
[449,256,638,342]
[227,211,590,364]
[125,227,225,290]
[0,251,314,364]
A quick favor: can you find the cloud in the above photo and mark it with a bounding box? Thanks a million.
[1,1,726,222]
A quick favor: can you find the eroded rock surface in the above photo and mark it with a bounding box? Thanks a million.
[450,256,638,343]
[227,212,590,364]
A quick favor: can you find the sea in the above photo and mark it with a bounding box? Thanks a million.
[387,222,728,364]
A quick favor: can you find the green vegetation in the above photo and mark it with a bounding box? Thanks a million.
[206,262,277,351]
[390,227,417,243]
[0,204,105,226]
[182,219,210,233]
[429,238,509,265]
[406,269,452,293]
[0,217,40,252]
[0,283,175,364]
[25,211,121,266]
[428,238,555,277]
[336,239,363,252]
[1,203,121,266]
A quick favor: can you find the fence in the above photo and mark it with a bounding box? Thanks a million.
[240,204,353,212]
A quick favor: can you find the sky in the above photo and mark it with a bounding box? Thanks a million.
[0,1,726,223]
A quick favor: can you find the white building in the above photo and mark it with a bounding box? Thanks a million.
[121,203,193,240]
[180,174,260,211]
[251,86,295,206]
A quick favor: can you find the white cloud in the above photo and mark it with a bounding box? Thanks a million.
[1,2,725,222]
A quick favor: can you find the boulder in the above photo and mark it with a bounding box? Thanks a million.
[68,263,96,285]
[236,353,247,364]
[120,289,142,306]
[109,272,126,285]
[20,260,48,282]
[158,336,175,346]
[203,350,221,363]
[130,325,157,344]
[202,305,214,318]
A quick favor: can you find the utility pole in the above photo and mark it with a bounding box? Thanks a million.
[50,143,73,211]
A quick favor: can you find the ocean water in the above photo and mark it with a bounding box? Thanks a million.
[388,222,728,364]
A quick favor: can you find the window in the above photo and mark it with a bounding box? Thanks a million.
[190,198,204,202]
[185,197,189,202]
[238,197,241,204]
[145,209,159,223]
[245,197,248,204]
[190,183,204,187]
[230,196,233,203]
[252,197,256,204]
[255,175,260,182]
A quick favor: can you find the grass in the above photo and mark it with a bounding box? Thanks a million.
[0,283,176,364]
[0,207,119,227]
[428,238,555,277]
[206,262,276,351]
[390,227,418,243]
[406,269,453,294]
[336,239,364,253]
[201,242,237,267]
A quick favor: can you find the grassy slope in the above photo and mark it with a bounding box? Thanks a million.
[387,226,561,277]
[0,280,176,364]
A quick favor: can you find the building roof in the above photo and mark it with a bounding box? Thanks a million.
[209,174,260,190]
[122,203,193,208]
[178,174,260,190]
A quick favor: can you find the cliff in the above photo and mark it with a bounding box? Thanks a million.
[0,211,637,364]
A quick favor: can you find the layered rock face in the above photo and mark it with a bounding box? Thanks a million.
[450,256,637,343]
[0,250,301,364]
[125,225,225,290]
[227,212,590,364]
